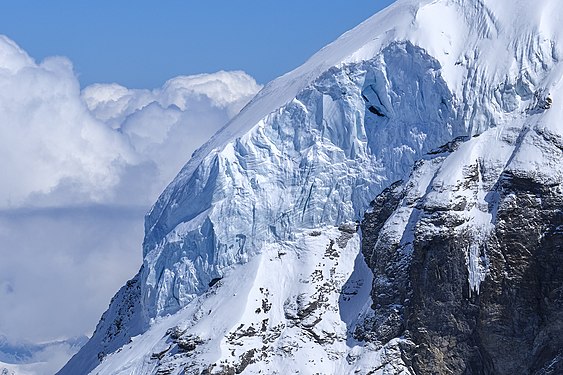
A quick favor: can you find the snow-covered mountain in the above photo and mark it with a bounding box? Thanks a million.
[60,0,563,374]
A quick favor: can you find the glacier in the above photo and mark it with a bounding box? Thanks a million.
[140,40,463,320]
[60,0,563,374]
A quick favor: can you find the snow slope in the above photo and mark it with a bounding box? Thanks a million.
[90,226,399,375]
[60,0,563,373]
[141,0,563,321]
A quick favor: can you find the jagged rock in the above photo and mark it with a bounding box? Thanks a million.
[60,1,563,374]
[208,278,223,288]
[167,326,186,340]
[361,137,563,374]
[177,335,203,352]
[151,346,171,360]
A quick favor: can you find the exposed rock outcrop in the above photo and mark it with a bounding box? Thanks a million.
[361,136,563,374]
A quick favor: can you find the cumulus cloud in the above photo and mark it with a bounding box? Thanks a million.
[81,70,261,204]
[0,36,137,208]
[0,33,261,370]
[0,35,261,208]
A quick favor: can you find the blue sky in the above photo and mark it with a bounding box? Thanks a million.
[0,0,395,88]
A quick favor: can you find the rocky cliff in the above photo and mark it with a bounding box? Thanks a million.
[60,0,563,373]
[361,124,563,374]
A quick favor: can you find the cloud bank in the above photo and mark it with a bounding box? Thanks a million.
[0,334,87,375]
[0,33,261,370]
[0,34,261,208]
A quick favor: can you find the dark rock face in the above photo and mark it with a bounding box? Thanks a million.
[360,180,409,344]
[361,171,563,374]
[475,173,563,375]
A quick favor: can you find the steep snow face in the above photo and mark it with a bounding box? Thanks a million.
[88,226,414,375]
[140,0,563,320]
[140,42,463,319]
[65,0,563,373]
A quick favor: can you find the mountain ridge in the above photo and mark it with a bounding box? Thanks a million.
[60,0,563,373]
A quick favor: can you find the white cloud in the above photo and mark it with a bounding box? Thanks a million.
[0,335,87,375]
[0,36,34,74]
[0,35,261,208]
[0,37,137,208]
[82,70,261,204]
[0,34,261,370]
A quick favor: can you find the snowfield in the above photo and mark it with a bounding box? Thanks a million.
[60,0,563,373]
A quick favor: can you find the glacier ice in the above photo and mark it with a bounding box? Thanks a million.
[140,41,465,319]
[60,0,563,373]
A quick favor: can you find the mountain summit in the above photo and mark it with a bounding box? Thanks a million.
[60,0,563,374]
